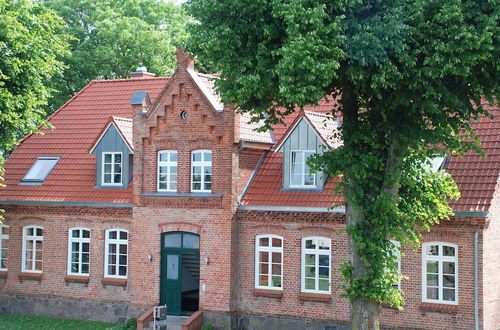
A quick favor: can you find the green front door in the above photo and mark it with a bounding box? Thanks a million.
[160,232,200,316]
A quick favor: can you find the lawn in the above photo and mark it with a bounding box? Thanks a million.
[0,314,118,330]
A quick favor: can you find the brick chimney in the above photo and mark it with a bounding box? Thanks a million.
[176,48,195,69]
[130,66,156,79]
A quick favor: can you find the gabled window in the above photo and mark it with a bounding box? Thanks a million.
[422,242,458,304]
[158,151,177,192]
[105,229,128,278]
[21,157,60,184]
[255,234,283,290]
[290,150,316,187]
[67,227,90,276]
[301,236,331,293]
[102,152,122,185]
[22,226,43,273]
[191,150,212,192]
[0,225,9,271]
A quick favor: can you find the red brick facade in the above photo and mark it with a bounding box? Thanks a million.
[0,50,498,329]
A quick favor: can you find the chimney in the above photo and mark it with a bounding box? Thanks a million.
[130,66,156,79]
[176,48,195,69]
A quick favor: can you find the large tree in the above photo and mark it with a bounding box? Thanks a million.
[186,0,498,328]
[0,0,70,219]
[42,0,189,110]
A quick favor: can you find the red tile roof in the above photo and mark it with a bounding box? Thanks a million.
[242,99,500,214]
[0,77,168,204]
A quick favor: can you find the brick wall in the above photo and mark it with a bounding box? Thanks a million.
[235,210,485,330]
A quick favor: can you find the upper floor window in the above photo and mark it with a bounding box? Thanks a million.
[422,242,458,304]
[22,226,43,273]
[301,236,331,293]
[105,229,128,278]
[0,225,9,271]
[158,151,178,192]
[191,150,212,192]
[255,234,283,290]
[291,150,316,187]
[67,227,90,276]
[102,152,122,185]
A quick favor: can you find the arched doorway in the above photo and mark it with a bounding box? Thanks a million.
[160,232,200,316]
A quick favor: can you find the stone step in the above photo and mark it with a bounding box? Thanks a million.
[146,315,189,330]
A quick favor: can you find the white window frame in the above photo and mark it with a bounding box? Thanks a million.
[254,234,283,290]
[390,240,401,290]
[0,225,9,271]
[290,150,316,188]
[67,227,91,276]
[101,152,123,186]
[157,150,178,192]
[422,242,458,304]
[22,225,43,273]
[104,228,129,279]
[191,150,212,193]
[301,236,331,294]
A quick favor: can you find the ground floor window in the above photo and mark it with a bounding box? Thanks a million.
[105,228,128,278]
[422,242,458,304]
[0,225,8,270]
[301,236,331,293]
[255,234,283,290]
[22,225,43,273]
[68,227,90,276]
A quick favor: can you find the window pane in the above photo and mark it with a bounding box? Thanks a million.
[35,261,42,271]
[118,266,127,276]
[259,263,268,274]
[427,287,438,300]
[72,252,79,263]
[259,275,268,286]
[114,154,122,163]
[114,164,121,173]
[108,265,116,275]
[305,254,315,266]
[271,238,281,248]
[109,231,117,239]
[318,240,330,250]
[259,251,268,263]
[166,254,178,280]
[36,228,43,236]
[82,264,89,274]
[443,288,455,301]
[104,164,111,173]
[272,276,281,288]
[28,228,34,236]
[119,255,127,266]
[292,174,302,186]
[204,182,211,191]
[443,246,455,257]
[109,244,116,254]
[104,174,111,183]
[305,278,315,290]
[304,174,315,185]
[82,253,89,263]
[72,230,79,238]
[170,152,177,162]
[428,245,439,256]
[119,244,127,254]
[272,264,281,275]
[193,153,201,162]
[318,267,329,279]
[165,233,181,248]
[82,230,90,238]
[443,262,455,274]
[318,279,329,291]
[427,274,438,286]
[193,182,201,190]
[443,275,455,288]
[119,231,128,240]
[305,265,316,277]
[114,174,121,183]
[104,154,112,163]
[426,261,438,273]
[72,242,79,252]
[305,240,315,249]
[272,252,281,263]
[319,255,329,267]
[183,234,200,249]
[82,243,89,253]
[259,237,269,247]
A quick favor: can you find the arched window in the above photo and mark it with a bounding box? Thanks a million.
[105,229,128,278]
[301,236,331,293]
[67,227,90,276]
[422,242,458,304]
[22,225,43,273]
[255,234,283,290]
[0,225,9,271]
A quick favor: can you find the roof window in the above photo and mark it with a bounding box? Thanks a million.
[20,157,60,185]
[427,155,447,172]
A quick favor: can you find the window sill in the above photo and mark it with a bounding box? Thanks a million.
[281,187,323,192]
[19,272,42,281]
[253,289,283,299]
[142,192,222,197]
[299,292,331,303]
[102,277,127,287]
[0,270,8,278]
[65,275,89,284]
[420,302,459,313]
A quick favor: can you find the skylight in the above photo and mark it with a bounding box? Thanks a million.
[427,155,447,172]
[20,157,60,184]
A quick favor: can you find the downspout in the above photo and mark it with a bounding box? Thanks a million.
[474,230,479,330]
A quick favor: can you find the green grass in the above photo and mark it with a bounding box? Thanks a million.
[0,314,117,330]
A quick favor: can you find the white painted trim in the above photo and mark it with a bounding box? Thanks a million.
[104,228,129,279]
[191,150,212,193]
[22,225,43,273]
[157,150,178,192]
[301,236,331,294]
[67,227,91,276]
[274,116,327,153]
[101,152,123,186]
[254,234,284,290]
[186,68,223,112]
[422,242,458,305]
[289,150,317,188]
[0,225,9,271]
[89,122,133,154]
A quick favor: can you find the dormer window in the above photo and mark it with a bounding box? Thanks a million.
[191,150,212,192]
[291,150,316,187]
[20,157,60,185]
[102,152,122,185]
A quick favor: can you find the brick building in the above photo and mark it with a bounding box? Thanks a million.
[0,50,498,330]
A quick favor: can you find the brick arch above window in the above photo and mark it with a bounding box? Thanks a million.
[18,216,46,223]
[421,231,461,245]
[159,222,202,235]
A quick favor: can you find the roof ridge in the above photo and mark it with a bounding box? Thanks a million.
[112,116,132,122]
[90,77,169,84]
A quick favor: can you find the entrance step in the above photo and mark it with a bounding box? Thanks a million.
[145,315,189,330]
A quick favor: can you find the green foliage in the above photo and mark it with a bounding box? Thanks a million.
[201,324,215,330]
[42,0,190,110]
[187,0,499,314]
[0,313,114,329]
